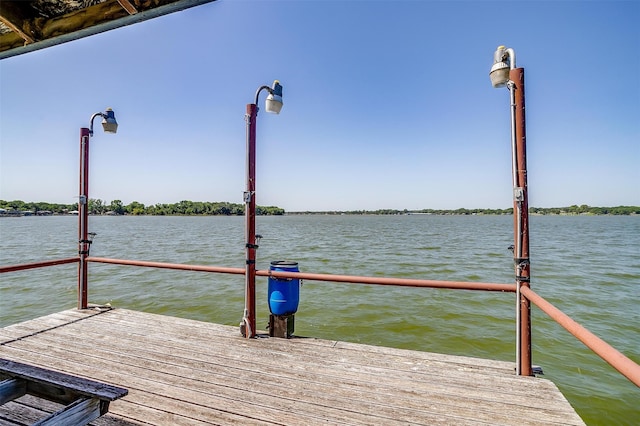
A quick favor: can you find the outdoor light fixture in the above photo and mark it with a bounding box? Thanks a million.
[264,80,283,114]
[489,45,515,88]
[78,108,118,310]
[89,107,118,135]
[241,80,283,338]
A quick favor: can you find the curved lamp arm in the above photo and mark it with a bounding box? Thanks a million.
[254,85,272,106]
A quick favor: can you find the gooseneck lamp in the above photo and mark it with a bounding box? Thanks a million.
[490,46,532,377]
[241,81,283,338]
[489,45,515,88]
[78,108,118,310]
[89,107,118,135]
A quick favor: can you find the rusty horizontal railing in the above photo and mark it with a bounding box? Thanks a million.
[0,257,78,273]
[87,257,516,293]
[520,286,640,387]
[259,269,516,292]
[2,256,638,387]
[87,257,245,275]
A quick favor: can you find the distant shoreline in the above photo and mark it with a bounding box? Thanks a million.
[1,200,639,217]
[1,208,638,217]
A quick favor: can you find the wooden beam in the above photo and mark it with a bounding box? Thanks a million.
[118,0,139,15]
[0,378,27,405]
[34,397,102,426]
[0,1,36,44]
[40,1,131,40]
[0,359,128,404]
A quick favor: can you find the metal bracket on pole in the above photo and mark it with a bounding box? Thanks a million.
[243,191,253,203]
[513,187,524,202]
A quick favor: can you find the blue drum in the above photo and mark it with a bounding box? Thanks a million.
[268,261,300,316]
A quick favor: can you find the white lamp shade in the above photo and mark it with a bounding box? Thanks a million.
[101,108,118,133]
[489,62,510,88]
[265,94,283,114]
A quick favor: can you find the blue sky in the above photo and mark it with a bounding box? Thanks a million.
[1,0,638,211]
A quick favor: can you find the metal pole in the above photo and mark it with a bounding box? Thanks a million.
[510,67,532,376]
[78,127,90,309]
[508,79,521,374]
[242,103,258,338]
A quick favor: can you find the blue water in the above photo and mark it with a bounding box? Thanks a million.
[1,214,638,425]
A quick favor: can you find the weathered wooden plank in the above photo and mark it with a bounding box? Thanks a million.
[83,310,512,384]
[29,323,563,414]
[0,309,105,345]
[33,397,101,426]
[113,309,512,371]
[0,359,127,402]
[0,309,585,426]
[0,399,50,424]
[11,310,580,422]
[0,356,126,425]
[0,378,27,405]
[0,394,197,426]
[0,348,405,426]
[0,347,329,425]
[90,308,515,373]
[56,312,564,410]
[16,318,536,412]
[1,338,580,426]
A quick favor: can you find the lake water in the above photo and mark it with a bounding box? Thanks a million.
[1,214,638,425]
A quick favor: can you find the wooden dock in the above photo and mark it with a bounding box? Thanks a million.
[0,308,584,425]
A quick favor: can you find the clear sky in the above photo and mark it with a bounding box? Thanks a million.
[1,0,638,212]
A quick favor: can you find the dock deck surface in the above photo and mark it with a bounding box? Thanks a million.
[0,308,584,425]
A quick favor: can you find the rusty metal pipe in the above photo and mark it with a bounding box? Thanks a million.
[243,102,259,338]
[510,67,532,376]
[258,270,516,292]
[85,257,515,292]
[521,286,640,387]
[87,257,245,274]
[0,258,79,274]
[78,128,91,310]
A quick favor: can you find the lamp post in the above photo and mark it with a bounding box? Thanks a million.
[490,46,532,376]
[240,81,283,338]
[78,108,118,310]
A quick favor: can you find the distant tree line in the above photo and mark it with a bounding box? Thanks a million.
[0,199,285,216]
[1,200,638,216]
[289,205,640,216]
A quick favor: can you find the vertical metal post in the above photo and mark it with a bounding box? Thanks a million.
[510,67,532,376]
[78,127,90,310]
[243,103,258,338]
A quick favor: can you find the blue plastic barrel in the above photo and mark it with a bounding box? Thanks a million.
[268,261,300,316]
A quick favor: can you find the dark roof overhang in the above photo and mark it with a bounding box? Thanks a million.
[0,0,217,60]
